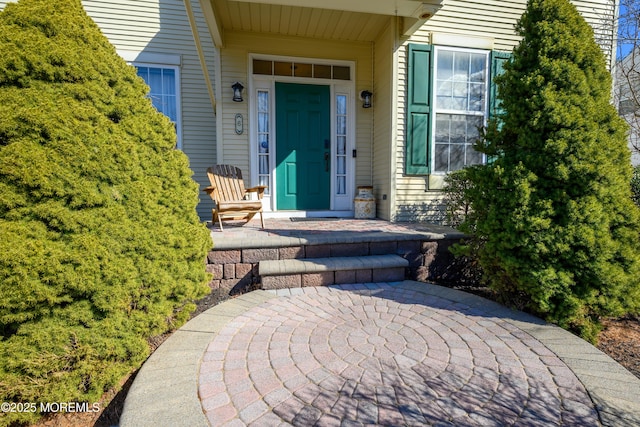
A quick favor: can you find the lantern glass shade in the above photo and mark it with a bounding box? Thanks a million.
[232,82,244,102]
[361,90,372,108]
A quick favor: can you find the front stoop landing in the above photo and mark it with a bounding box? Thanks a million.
[207,228,465,292]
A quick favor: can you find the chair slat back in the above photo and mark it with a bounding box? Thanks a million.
[207,165,247,202]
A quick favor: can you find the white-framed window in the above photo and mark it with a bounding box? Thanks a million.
[135,65,182,148]
[433,47,489,172]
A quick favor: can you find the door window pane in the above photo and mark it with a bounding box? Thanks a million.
[337,157,346,175]
[332,66,350,80]
[337,177,346,195]
[314,64,332,79]
[337,116,346,135]
[259,134,269,153]
[258,112,269,134]
[294,63,312,77]
[337,96,347,115]
[274,61,293,76]
[337,136,346,155]
[253,59,272,75]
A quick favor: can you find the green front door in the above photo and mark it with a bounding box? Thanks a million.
[276,82,331,210]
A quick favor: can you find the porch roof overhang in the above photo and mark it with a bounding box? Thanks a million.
[199,0,444,47]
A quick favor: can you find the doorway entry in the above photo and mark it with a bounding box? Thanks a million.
[275,82,331,210]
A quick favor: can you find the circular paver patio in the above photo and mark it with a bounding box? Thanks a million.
[119,281,640,427]
[198,284,598,426]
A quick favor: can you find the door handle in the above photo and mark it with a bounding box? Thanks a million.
[324,152,330,172]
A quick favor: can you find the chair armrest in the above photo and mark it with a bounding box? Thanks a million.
[246,185,267,199]
[203,185,216,194]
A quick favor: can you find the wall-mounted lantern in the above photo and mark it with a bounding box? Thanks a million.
[360,90,372,108]
[231,82,244,102]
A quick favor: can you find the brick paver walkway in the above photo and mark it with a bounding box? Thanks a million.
[198,283,598,426]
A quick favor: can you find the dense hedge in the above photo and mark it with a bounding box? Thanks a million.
[457,0,640,342]
[0,0,211,424]
[633,165,640,206]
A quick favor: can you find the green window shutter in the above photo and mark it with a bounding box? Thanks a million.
[406,44,433,175]
[489,51,511,120]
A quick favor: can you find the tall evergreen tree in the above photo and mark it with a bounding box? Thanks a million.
[0,0,210,423]
[463,0,640,342]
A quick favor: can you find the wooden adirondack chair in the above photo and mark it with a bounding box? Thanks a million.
[204,165,267,231]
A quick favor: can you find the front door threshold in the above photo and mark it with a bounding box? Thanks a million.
[264,210,354,219]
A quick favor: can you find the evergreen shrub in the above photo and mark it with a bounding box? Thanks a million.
[442,168,474,228]
[0,0,211,424]
[458,0,640,342]
[632,165,640,206]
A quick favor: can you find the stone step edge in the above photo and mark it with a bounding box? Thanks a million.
[211,229,466,250]
[259,254,409,276]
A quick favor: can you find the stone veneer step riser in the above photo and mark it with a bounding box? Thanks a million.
[261,268,406,289]
[259,254,409,289]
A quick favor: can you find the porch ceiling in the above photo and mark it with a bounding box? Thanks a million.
[202,0,443,46]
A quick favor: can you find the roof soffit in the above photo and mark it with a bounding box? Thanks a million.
[202,0,444,46]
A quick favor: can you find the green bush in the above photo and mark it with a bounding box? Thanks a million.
[458,0,640,343]
[442,168,474,228]
[632,165,640,206]
[0,0,211,424]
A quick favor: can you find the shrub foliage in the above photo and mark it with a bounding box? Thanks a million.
[632,165,640,206]
[0,0,211,423]
[459,0,640,342]
[442,169,474,228]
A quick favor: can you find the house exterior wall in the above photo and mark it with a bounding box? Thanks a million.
[1,0,618,222]
[392,0,618,222]
[0,0,219,220]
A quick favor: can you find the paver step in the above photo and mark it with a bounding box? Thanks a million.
[259,254,409,289]
[259,254,408,276]
[206,224,466,293]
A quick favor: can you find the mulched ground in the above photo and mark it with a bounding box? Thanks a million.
[33,287,640,427]
[597,315,640,379]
